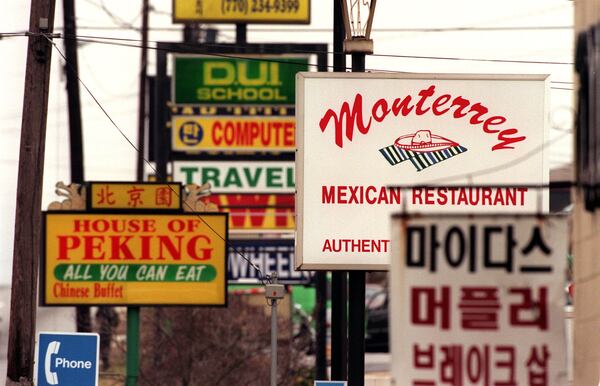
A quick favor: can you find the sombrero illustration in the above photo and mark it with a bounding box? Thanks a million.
[379,130,467,171]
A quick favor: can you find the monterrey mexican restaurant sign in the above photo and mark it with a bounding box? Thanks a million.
[295,73,549,270]
[42,212,228,305]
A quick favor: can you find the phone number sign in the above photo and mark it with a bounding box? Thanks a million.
[42,212,228,306]
[173,0,310,24]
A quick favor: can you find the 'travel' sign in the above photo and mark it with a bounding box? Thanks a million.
[173,0,310,24]
[42,212,228,306]
[172,115,295,152]
[390,215,567,386]
[89,182,182,210]
[295,73,549,270]
[173,56,308,105]
[174,161,295,193]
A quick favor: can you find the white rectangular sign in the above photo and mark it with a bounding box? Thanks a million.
[296,73,549,269]
[173,161,295,193]
[390,215,567,386]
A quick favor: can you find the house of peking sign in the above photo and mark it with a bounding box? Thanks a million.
[390,214,568,386]
[295,73,549,270]
[42,182,228,306]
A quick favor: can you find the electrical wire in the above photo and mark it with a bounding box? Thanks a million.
[43,34,272,285]
[2,31,575,67]
[62,25,575,32]
[61,32,576,66]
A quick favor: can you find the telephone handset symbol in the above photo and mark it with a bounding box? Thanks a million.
[44,341,61,385]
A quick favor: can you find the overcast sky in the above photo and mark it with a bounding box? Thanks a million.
[0,0,574,284]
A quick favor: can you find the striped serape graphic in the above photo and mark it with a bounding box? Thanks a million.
[379,144,468,171]
[379,145,417,166]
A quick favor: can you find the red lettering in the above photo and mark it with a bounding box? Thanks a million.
[451,96,471,118]
[415,85,436,115]
[468,102,489,124]
[187,235,212,260]
[372,98,390,122]
[391,96,414,116]
[83,236,105,260]
[318,86,527,151]
[319,93,372,148]
[57,236,80,260]
[274,195,294,227]
[492,129,527,151]
[432,94,451,115]
[109,235,135,260]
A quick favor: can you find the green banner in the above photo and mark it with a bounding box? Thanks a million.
[173,56,308,105]
[54,264,217,282]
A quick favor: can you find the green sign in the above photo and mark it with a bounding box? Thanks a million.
[173,55,308,105]
[54,264,217,282]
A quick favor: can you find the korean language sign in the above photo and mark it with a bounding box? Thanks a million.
[42,212,228,306]
[173,0,310,24]
[390,214,567,386]
[295,73,549,270]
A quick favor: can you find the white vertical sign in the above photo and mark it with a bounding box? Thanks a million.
[390,215,567,386]
[296,73,549,270]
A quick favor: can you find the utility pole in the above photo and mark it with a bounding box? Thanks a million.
[136,0,149,181]
[5,0,57,384]
[126,1,150,384]
[63,0,90,335]
[331,0,348,381]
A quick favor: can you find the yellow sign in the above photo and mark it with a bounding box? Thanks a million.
[90,182,182,210]
[173,0,310,24]
[172,115,296,152]
[42,212,228,305]
[202,194,295,231]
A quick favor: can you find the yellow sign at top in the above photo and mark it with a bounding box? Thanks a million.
[173,0,310,24]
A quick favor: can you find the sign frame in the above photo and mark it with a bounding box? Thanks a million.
[40,210,229,307]
[295,72,550,271]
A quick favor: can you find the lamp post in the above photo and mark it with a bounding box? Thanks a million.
[340,2,377,385]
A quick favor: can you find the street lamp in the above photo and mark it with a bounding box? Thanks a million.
[341,0,377,54]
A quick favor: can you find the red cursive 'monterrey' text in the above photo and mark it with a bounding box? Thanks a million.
[318,85,526,151]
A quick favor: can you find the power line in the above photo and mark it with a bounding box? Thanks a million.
[60,25,574,32]
[3,32,575,66]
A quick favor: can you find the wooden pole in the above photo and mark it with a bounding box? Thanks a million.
[63,0,91,335]
[5,0,57,384]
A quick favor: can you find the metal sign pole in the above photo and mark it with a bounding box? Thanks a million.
[347,52,366,386]
[126,307,140,386]
[270,297,278,386]
[266,272,285,386]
